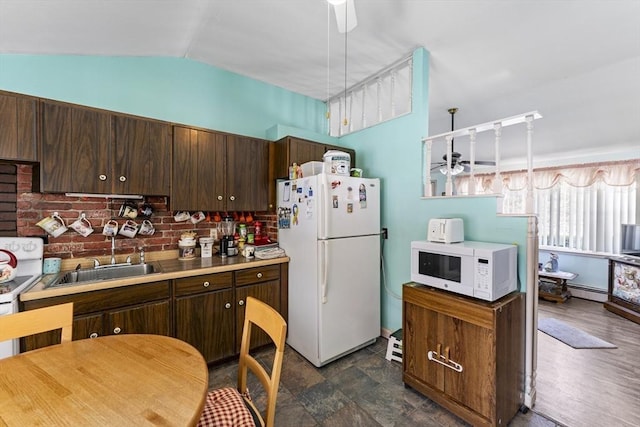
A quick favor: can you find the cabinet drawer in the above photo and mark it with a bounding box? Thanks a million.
[175,272,233,297]
[21,281,171,315]
[235,265,280,286]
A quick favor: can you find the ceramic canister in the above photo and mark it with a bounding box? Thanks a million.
[178,239,196,260]
[199,237,214,258]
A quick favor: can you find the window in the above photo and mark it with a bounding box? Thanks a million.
[327,55,412,136]
[455,161,640,254]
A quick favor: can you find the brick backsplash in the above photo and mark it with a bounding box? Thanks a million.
[16,165,277,259]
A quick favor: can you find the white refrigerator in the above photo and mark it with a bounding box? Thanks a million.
[277,173,381,367]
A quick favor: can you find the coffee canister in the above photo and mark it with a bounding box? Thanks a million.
[178,239,196,260]
[323,150,351,176]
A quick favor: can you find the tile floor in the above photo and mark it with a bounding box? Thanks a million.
[208,338,559,426]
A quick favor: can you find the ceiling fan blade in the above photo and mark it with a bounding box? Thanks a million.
[460,160,496,166]
[333,0,358,33]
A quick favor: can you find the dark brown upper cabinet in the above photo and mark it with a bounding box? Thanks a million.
[172,127,269,212]
[40,101,111,194]
[112,115,172,196]
[172,126,226,211]
[270,136,356,209]
[0,91,38,163]
[39,100,171,196]
[273,136,356,180]
[226,135,269,212]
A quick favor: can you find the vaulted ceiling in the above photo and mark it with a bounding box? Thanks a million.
[1,0,638,164]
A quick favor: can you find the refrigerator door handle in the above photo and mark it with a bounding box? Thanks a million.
[320,240,328,304]
[319,176,328,239]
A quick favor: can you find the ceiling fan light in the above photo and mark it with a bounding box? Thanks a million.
[440,163,464,176]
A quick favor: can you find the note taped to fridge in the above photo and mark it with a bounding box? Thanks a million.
[283,182,291,202]
[359,184,367,208]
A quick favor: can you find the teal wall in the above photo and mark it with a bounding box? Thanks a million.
[336,48,430,331]
[539,249,608,292]
[0,55,326,139]
[337,49,530,332]
[419,196,530,287]
[0,48,531,332]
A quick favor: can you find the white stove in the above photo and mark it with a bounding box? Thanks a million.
[0,237,44,359]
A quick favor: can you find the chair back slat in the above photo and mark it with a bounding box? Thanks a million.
[237,297,287,427]
[0,303,74,344]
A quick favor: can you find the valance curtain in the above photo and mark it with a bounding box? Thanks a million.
[456,161,640,192]
[455,160,640,253]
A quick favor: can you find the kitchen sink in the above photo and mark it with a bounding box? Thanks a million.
[46,263,162,288]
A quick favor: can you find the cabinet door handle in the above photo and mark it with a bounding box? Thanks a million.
[89,332,99,339]
[229,195,236,201]
[119,175,127,182]
[225,303,231,309]
[238,299,245,306]
[217,195,223,201]
[203,281,210,287]
[113,327,122,334]
[99,174,107,181]
[427,350,463,372]
[256,272,263,279]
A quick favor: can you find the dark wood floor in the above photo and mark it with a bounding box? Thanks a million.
[535,297,640,427]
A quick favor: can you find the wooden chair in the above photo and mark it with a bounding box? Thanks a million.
[0,303,73,345]
[199,297,287,427]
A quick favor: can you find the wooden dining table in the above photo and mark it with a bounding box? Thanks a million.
[0,334,209,426]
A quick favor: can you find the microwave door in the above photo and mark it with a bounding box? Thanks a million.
[414,249,474,298]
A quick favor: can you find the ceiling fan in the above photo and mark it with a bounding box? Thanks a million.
[432,108,496,175]
[328,0,357,33]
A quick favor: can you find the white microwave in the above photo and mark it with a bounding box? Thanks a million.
[410,240,518,301]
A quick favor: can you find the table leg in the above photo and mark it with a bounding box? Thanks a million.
[538,277,572,303]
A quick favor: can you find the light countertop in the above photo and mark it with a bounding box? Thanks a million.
[22,255,289,302]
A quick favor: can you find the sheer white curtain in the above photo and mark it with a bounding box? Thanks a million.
[455,161,640,254]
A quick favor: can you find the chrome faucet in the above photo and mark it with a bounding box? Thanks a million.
[139,247,145,264]
[110,236,117,265]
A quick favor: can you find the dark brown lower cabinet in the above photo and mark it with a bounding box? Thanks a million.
[20,280,171,351]
[174,273,236,364]
[73,313,103,340]
[174,264,285,363]
[235,279,280,351]
[20,263,289,364]
[107,301,170,336]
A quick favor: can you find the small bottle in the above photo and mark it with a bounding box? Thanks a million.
[255,221,262,238]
